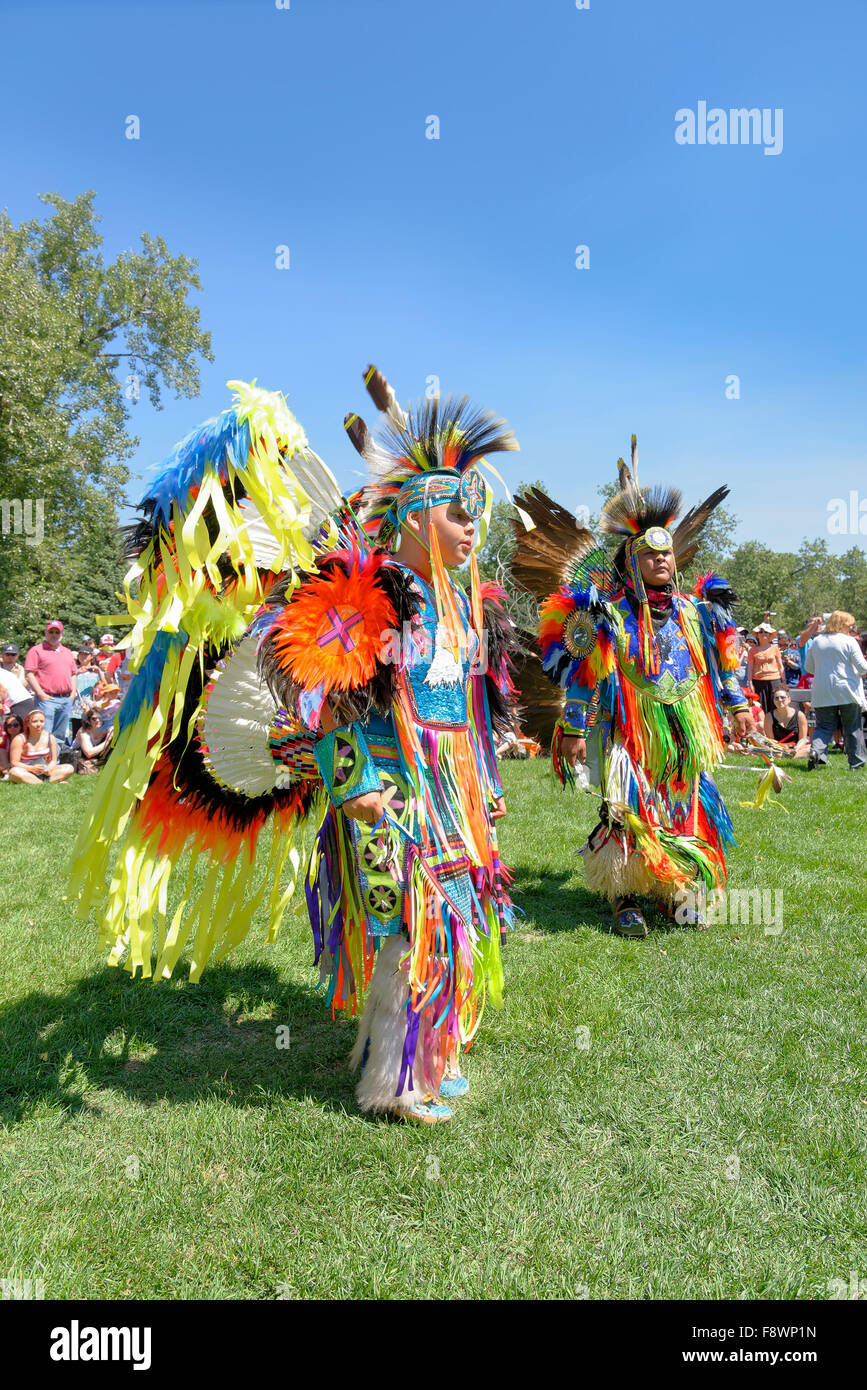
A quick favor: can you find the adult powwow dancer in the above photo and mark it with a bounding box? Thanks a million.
[71,370,519,1123]
[514,440,753,937]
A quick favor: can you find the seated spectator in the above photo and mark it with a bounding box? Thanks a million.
[781,636,803,687]
[0,713,25,778]
[91,670,122,728]
[765,687,810,757]
[495,725,530,759]
[70,649,100,742]
[115,652,133,700]
[73,709,113,773]
[734,630,749,685]
[7,708,74,783]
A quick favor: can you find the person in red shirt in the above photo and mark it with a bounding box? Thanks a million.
[24,620,78,742]
[96,633,123,680]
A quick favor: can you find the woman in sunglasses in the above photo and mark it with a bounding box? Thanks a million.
[0,714,24,778]
[72,708,113,774]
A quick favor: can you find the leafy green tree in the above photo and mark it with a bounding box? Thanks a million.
[785,539,843,632]
[0,190,213,645]
[723,543,799,631]
[476,478,549,584]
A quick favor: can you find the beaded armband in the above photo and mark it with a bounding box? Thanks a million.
[313,725,383,807]
[560,699,589,736]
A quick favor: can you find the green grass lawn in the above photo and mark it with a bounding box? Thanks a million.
[1,756,865,1299]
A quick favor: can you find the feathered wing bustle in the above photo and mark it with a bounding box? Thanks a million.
[671,485,730,568]
[509,636,565,749]
[70,380,343,979]
[510,487,600,599]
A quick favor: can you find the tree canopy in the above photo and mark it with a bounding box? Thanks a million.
[0,190,213,648]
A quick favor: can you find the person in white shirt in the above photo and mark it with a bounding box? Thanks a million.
[0,662,35,720]
[804,611,867,771]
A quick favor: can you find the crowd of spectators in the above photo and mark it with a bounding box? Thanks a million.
[3,609,866,785]
[729,611,867,771]
[0,621,129,783]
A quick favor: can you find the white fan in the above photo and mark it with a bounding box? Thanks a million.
[199,632,279,796]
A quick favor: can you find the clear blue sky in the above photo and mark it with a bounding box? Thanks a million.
[2,0,866,554]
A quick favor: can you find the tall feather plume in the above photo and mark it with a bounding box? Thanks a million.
[615,434,640,492]
[344,411,373,459]
[510,488,598,599]
[671,485,730,568]
[363,364,408,430]
[343,409,395,479]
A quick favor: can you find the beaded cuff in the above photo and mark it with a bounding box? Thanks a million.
[561,698,589,736]
[313,725,383,807]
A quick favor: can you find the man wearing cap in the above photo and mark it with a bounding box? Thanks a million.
[2,644,25,681]
[745,622,785,714]
[24,621,78,742]
[96,633,123,680]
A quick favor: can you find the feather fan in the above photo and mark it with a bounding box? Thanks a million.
[510,487,599,599]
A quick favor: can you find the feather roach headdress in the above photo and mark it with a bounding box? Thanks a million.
[344,365,519,548]
[601,434,730,582]
[343,365,520,670]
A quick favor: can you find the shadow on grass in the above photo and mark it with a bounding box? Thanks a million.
[510,866,611,935]
[0,961,362,1126]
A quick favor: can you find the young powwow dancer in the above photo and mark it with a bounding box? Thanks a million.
[258,372,520,1122]
[71,371,519,1124]
[513,440,753,937]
